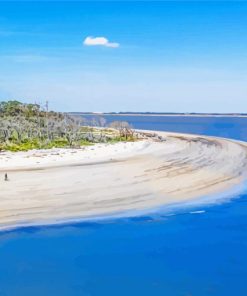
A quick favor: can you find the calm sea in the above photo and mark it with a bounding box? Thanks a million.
[1,116,247,296]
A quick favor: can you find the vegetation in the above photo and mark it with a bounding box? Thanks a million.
[0,100,135,151]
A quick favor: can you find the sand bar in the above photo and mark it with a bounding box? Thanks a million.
[1,131,247,230]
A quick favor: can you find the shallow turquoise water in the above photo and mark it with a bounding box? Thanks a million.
[1,116,247,296]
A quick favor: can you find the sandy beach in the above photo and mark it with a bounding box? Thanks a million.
[1,131,247,230]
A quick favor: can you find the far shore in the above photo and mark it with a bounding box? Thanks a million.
[1,130,247,230]
[71,113,247,118]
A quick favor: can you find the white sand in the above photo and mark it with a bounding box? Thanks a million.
[1,131,247,230]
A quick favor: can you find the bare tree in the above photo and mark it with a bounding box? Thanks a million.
[0,117,12,143]
[109,121,133,139]
[62,115,82,147]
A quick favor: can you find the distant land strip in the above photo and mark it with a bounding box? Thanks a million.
[69,112,247,117]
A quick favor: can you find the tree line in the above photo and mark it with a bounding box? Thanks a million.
[0,101,134,151]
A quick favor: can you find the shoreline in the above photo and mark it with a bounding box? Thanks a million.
[1,131,247,230]
[3,177,247,233]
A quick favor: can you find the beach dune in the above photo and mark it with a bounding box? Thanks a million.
[1,131,247,230]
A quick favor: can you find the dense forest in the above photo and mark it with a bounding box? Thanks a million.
[0,101,134,151]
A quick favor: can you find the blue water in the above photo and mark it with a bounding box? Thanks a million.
[84,114,247,141]
[1,116,247,296]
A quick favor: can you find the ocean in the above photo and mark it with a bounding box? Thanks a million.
[1,116,247,296]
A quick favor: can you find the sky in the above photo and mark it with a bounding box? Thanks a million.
[0,1,246,112]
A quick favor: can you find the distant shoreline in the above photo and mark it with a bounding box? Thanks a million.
[70,113,247,118]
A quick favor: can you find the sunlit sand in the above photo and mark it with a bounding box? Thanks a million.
[1,131,247,230]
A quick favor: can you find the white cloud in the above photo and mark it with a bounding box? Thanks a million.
[83,36,119,48]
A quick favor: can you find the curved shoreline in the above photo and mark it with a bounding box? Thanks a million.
[1,131,247,230]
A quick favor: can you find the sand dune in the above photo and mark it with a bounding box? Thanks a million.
[0,131,247,229]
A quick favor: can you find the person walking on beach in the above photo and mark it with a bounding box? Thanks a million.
[4,173,8,181]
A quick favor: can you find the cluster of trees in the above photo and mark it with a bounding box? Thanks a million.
[0,101,134,151]
[108,120,135,139]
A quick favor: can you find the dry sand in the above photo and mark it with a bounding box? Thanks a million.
[1,131,247,230]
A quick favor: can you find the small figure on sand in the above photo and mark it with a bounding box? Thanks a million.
[4,173,8,181]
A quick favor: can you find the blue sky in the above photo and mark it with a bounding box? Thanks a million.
[0,1,246,112]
